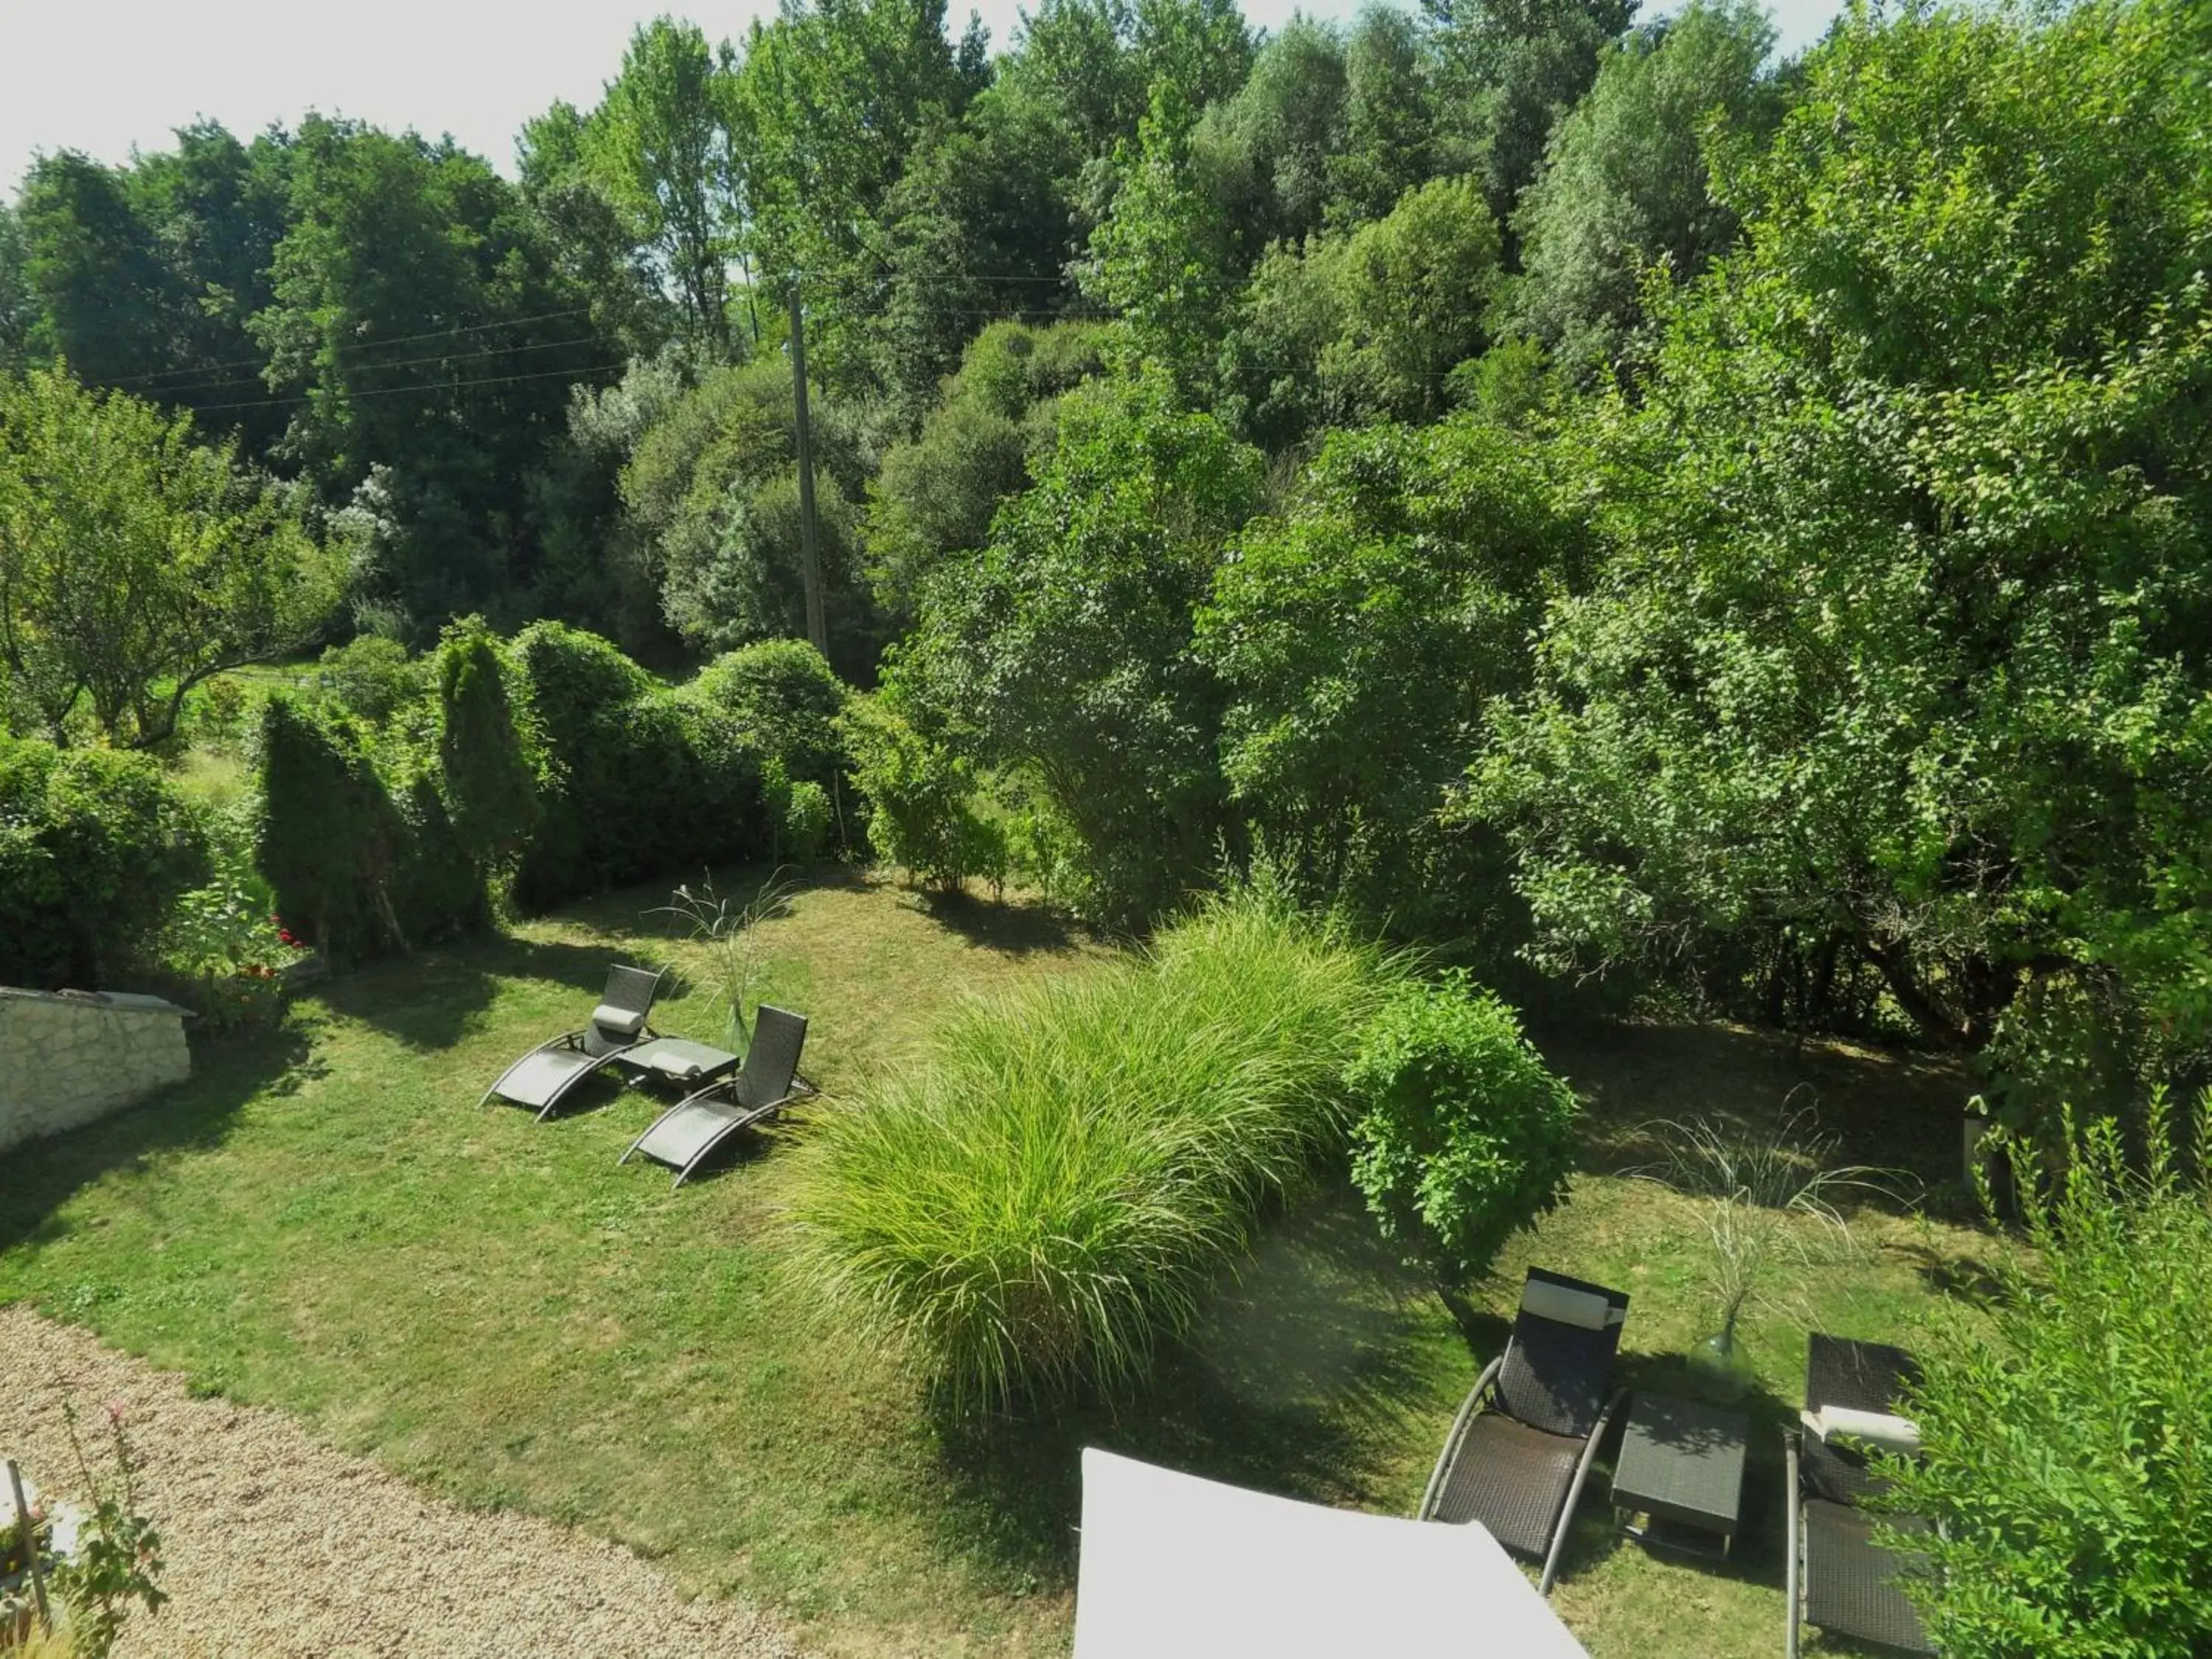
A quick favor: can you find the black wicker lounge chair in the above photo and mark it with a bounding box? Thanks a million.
[1786,1334,1937,1657]
[479,964,664,1120]
[1416,1267,1631,1593]
[619,1004,813,1188]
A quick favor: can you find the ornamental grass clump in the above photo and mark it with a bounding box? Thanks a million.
[785,886,1391,1408]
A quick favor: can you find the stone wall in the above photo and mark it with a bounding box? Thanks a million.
[0,987,192,1154]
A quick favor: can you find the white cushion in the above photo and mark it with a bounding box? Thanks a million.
[1520,1278,1615,1331]
[591,1004,644,1037]
[1804,1405,1921,1456]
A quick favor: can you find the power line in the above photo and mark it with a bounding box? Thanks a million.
[135,330,616,403]
[191,358,631,414]
[99,304,607,389]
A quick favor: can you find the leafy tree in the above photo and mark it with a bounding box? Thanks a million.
[1472,0,2212,1093]
[903,372,1262,923]
[865,319,1103,619]
[1429,0,1638,226]
[1083,82,1242,398]
[689,636,851,793]
[1328,5,1436,226]
[515,100,678,358]
[1192,18,1349,260]
[1221,173,1503,439]
[1885,1096,2212,1659]
[582,18,743,355]
[16,152,178,392]
[1509,0,1781,377]
[1200,415,1587,931]
[0,365,337,748]
[1133,0,1255,112]
[0,204,30,371]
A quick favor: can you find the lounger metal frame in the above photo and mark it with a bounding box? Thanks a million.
[619,1004,816,1188]
[1417,1267,1631,1594]
[479,964,664,1120]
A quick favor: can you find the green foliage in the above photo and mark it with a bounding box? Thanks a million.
[159,799,306,1033]
[1200,417,1586,933]
[1344,971,1579,1284]
[903,374,1264,924]
[316,636,423,723]
[1884,1095,2212,1658]
[0,733,208,990]
[785,884,1390,1405]
[0,364,338,748]
[507,620,764,908]
[433,616,542,875]
[688,637,851,792]
[1475,0,2212,1074]
[840,688,995,890]
[1509,0,1782,377]
[44,1399,167,1659]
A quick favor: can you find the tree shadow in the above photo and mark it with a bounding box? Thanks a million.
[906,886,1096,959]
[922,1193,1459,1587]
[311,934,648,1053]
[0,1020,316,1255]
[1544,1020,1972,1218]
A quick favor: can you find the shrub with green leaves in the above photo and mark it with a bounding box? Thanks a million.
[786,886,1392,1405]
[317,635,424,723]
[839,688,995,891]
[0,733,208,989]
[433,616,541,877]
[1882,1095,2212,1659]
[1345,971,1580,1284]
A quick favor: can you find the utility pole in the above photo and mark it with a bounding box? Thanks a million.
[786,279,828,658]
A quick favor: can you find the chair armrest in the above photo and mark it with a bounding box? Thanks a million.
[1785,1430,1802,1659]
[1538,1387,1627,1596]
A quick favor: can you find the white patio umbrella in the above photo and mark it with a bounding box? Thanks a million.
[1074,1447,1593,1659]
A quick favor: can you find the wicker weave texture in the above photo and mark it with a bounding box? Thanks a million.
[1430,1414,1581,1558]
[1803,1498,1935,1653]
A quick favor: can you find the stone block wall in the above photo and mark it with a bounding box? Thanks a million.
[0,987,192,1154]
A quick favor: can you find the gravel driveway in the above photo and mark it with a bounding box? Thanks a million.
[0,1305,804,1658]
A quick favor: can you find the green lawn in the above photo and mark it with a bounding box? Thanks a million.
[0,872,1986,1657]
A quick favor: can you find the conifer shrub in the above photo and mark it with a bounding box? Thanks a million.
[785,885,1394,1405]
[433,616,541,878]
[0,734,208,989]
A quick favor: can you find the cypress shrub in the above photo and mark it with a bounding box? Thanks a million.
[434,616,541,877]
[0,734,207,989]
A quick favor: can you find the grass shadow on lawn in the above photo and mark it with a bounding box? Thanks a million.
[908,886,1098,959]
[0,1019,316,1255]
[925,1192,1470,1588]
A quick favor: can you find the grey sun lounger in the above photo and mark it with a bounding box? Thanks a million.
[619,1004,813,1188]
[480,964,664,1119]
[1417,1267,1631,1594]
[1787,1334,1937,1656]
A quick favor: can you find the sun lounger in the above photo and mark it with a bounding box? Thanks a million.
[619,1004,812,1187]
[479,964,663,1120]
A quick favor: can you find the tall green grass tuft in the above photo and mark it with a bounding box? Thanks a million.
[785,883,1394,1408]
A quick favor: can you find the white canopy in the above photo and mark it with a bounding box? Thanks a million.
[1073,1448,1592,1659]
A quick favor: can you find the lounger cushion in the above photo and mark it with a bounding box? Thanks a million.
[1427,1413,1581,1558]
[1520,1279,1615,1331]
[592,1004,645,1037]
[1805,1405,1921,1457]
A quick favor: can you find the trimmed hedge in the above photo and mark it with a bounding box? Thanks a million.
[0,734,208,989]
[508,622,767,910]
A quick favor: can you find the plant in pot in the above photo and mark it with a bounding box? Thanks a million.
[1637,1105,1889,1397]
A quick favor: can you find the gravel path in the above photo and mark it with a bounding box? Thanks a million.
[0,1306,804,1659]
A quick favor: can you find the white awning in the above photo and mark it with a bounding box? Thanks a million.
[1074,1448,1592,1659]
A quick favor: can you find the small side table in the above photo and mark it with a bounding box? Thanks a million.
[1612,1392,1748,1559]
[617,1036,740,1090]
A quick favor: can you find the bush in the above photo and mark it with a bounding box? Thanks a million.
[840,689,994,891]
[433,616,541,876]
[786,886,1392,1405]
[1882,1096,2212,1659]
[0,734,208,990]
[1344,971,1580,1284]
[317,635,423,723]
[688,638,851,793]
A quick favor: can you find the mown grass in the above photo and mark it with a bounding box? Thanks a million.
[785,888,1391,1406]
[0,872,1988,1658]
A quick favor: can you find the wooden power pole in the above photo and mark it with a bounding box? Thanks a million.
[786,281,828,658]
